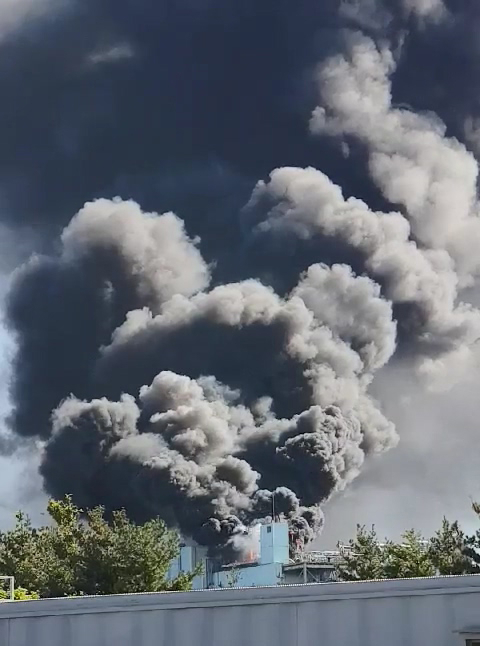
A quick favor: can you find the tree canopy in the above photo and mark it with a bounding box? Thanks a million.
[0,496,199,599]
[2,496,480,597]
[337,517,475,582]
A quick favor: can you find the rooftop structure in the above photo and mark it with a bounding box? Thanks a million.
[168,521,347,588]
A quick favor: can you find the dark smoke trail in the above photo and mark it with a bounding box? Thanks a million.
[1,0,480,553]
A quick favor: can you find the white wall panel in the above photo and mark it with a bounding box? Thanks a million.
[2,575,480,646]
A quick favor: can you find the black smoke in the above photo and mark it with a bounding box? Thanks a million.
[2,0,480,553]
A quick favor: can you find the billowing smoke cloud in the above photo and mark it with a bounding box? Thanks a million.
[2,0,480,553]
[6,193,398,551]
[42,371,353,551]
[244,165,480,387]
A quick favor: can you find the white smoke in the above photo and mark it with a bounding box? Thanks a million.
[309,35,480,388]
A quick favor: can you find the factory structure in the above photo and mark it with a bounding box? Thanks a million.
[168,519,350,589]
[2,521,480,645]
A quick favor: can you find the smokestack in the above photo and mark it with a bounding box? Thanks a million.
[0,0,479,554]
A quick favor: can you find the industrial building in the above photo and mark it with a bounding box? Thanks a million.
[167,520,347,588]
[2,574,480,645]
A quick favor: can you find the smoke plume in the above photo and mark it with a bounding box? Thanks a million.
[1,0,480,553]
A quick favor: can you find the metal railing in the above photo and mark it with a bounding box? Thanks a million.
[299,551,346,565]
[289,550,348,566]
[305,551,346,564]
[0,576,14,601]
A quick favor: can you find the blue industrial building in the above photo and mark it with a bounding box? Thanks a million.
[168,521,342,588]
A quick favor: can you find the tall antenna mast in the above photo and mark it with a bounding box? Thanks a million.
[271,491,276,557]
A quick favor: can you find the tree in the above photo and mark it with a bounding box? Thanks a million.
[460,502,480,573]
[336,525,385,582]
[428,518,473,575]
[383,530,435,579]
[337,521,475,582]
[0,511,45,595]
[226,566,241,588]
[74,504,200,595]
[0,496,199,598]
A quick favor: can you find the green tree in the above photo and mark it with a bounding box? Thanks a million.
[460,502,480,573]
[383,530,435,579]
[0,496,199,598]
[336,525,385,581]
[0,512,44,594]
[76,505,199,595]
[337,519,476,582]
[226,566,241,588]
[428,518,473,575]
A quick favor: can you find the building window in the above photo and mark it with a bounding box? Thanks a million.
[466,640,480,645]
[267,526,272,533]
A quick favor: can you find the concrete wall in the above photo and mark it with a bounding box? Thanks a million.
[2,575,480,645]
